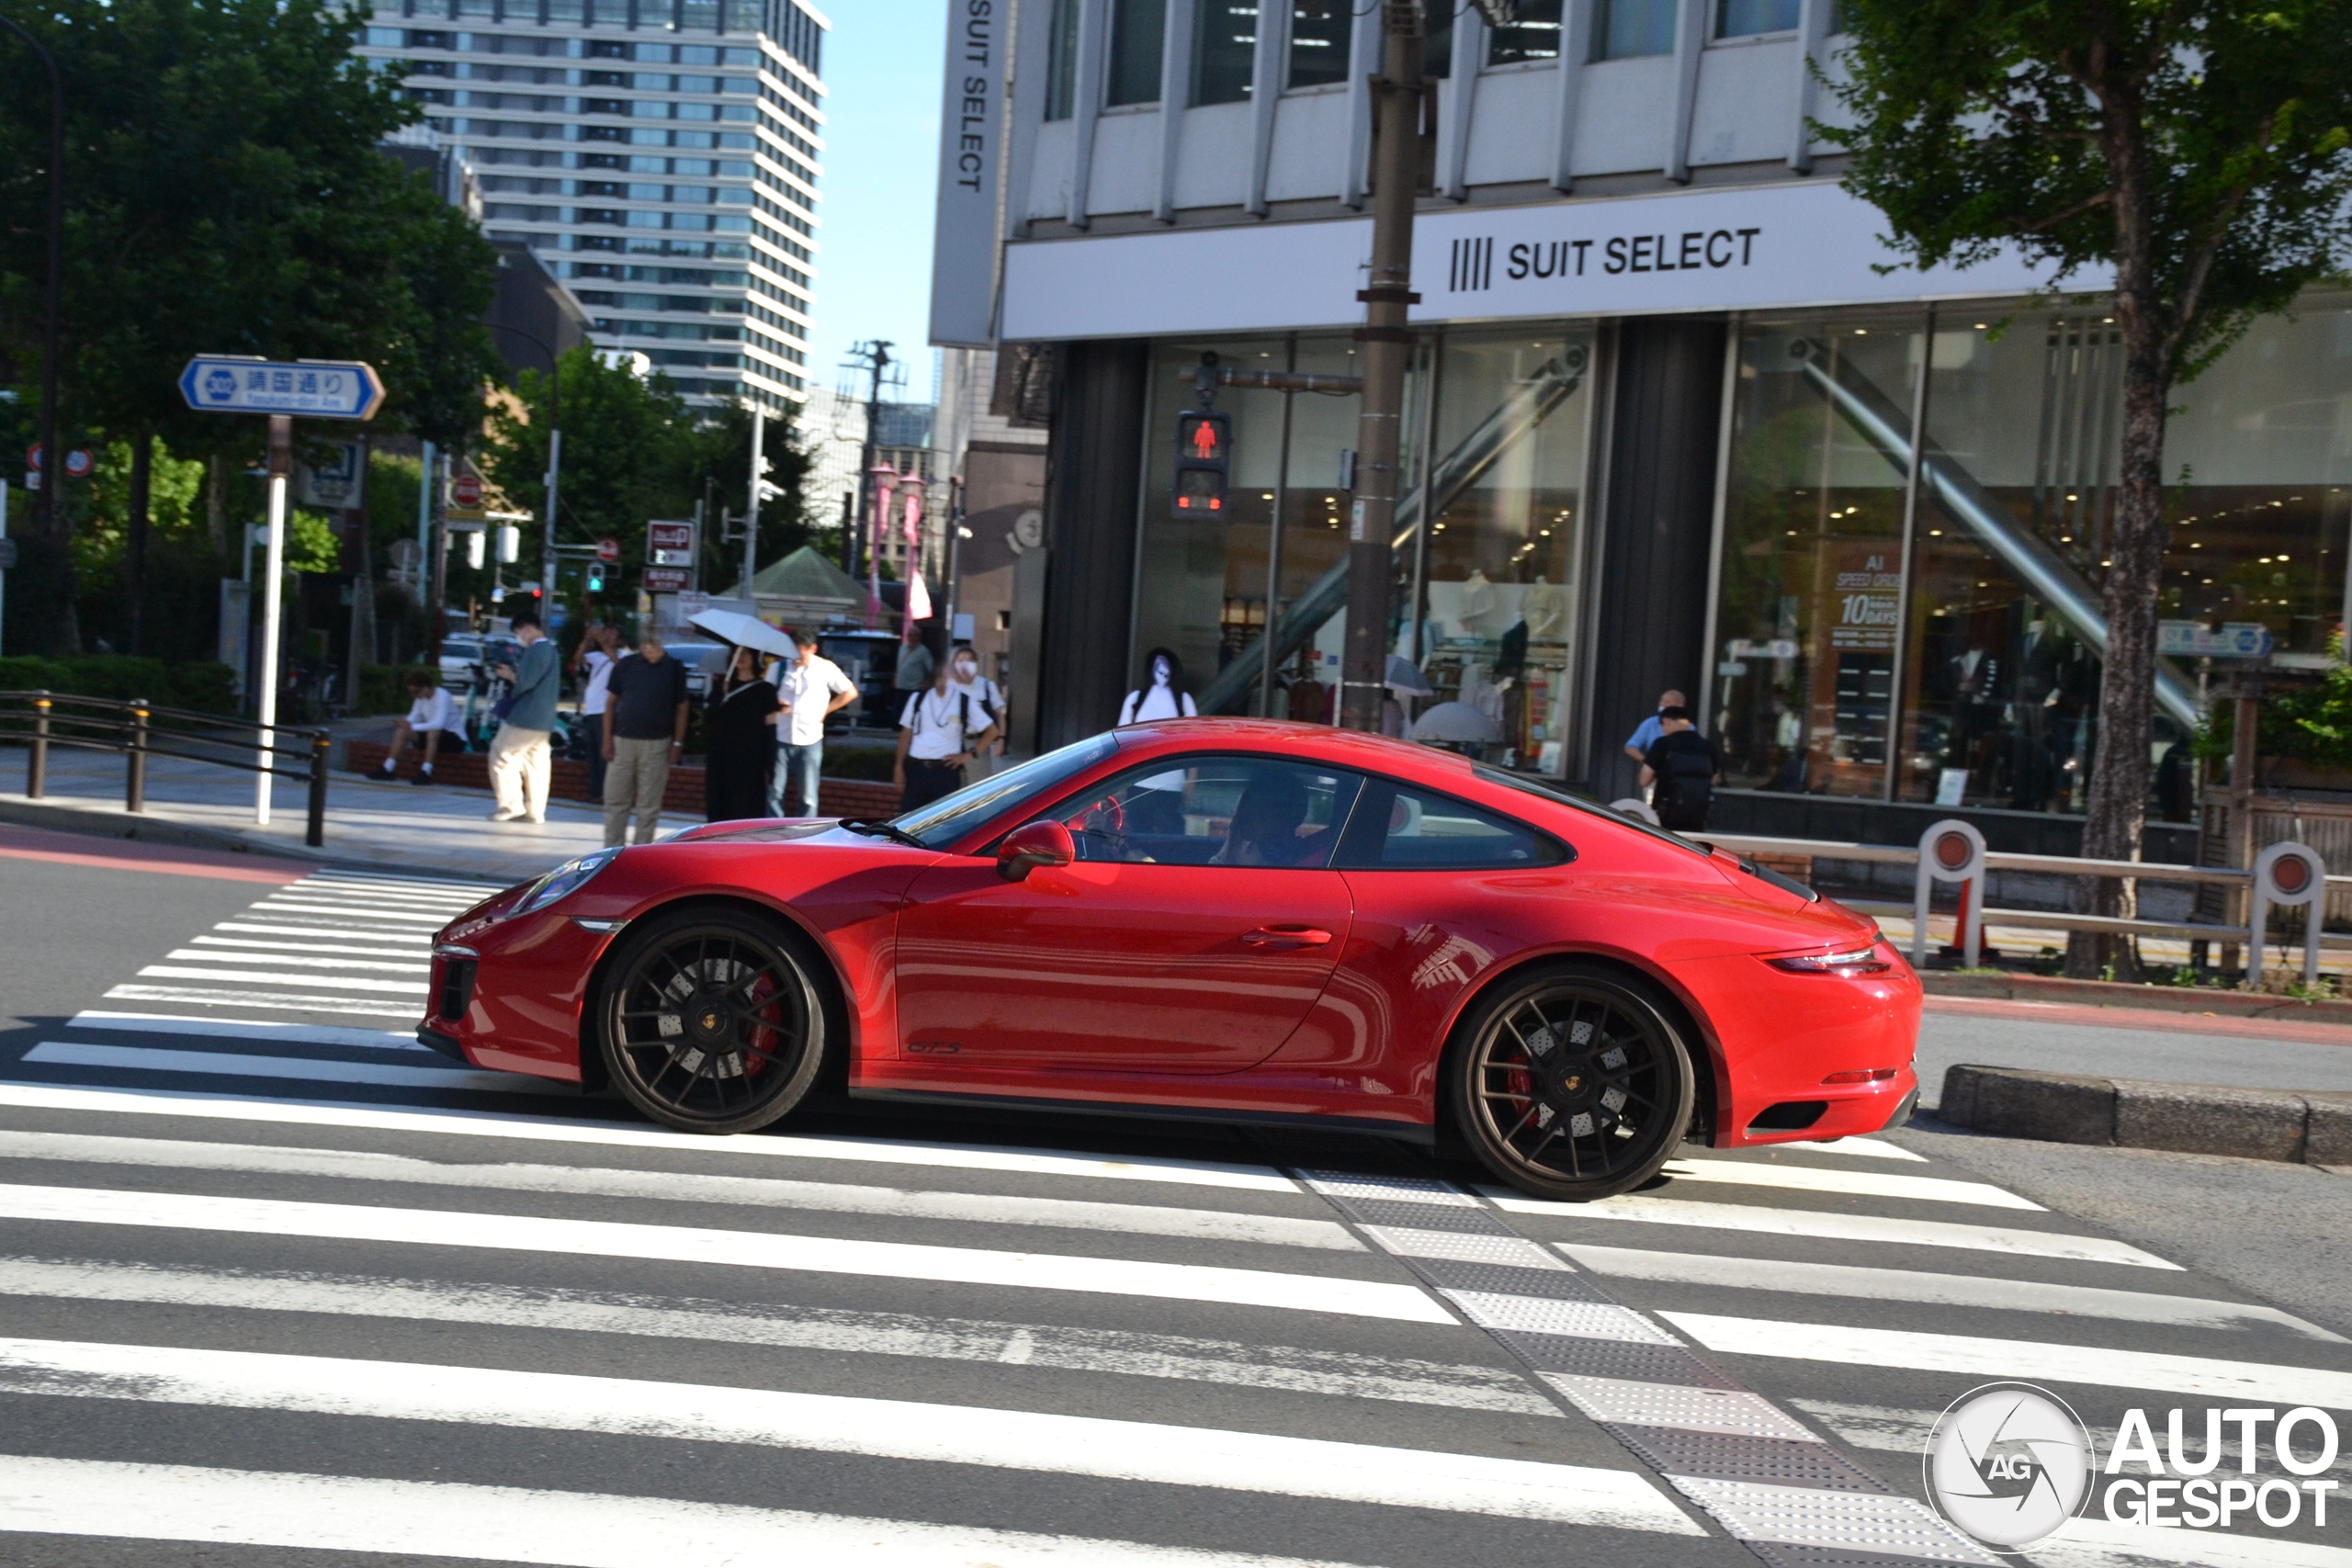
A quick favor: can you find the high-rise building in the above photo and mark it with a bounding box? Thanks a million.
[355,0,825,414]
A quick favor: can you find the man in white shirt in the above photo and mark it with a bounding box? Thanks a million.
[770,627,857,817]
[896,657,999,810]
[375,669,466,784]
[946,641,1005,778]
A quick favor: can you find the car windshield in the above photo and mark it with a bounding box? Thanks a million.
[888,734,1119,849]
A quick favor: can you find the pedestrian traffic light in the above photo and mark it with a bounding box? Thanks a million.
[585,560,607,594]
[1172,411,1230,520]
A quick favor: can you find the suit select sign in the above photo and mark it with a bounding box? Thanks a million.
[998,180,2086,342]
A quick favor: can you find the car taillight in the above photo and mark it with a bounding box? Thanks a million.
[1763,944,1890,976]
[1823,1067,1900,1084]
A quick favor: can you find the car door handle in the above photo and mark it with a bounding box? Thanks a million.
[1241,926,1333,947]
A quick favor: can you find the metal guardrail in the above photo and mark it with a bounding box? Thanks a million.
[0,689,331,848]
[1697,822,2334,984]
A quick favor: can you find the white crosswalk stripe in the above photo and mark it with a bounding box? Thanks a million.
[8,863,2350,1568]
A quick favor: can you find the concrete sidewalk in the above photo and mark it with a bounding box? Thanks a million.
[0,742,643,885]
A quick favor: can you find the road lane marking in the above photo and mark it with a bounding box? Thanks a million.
[1356,1227,1571,1269]
[245,900,455,923]
[1662,1313,2352,1410]
[0,1456,1366,1567]
[210,921,431,945]
[0,1131,1362,1251]
[1558,1243,2345,1340]
[1541,1376,1823,1441]
[0,1185,1453,1323]
[1583,1161,2041,1210]
[1484,1191,2181,1269]
[0,1339,1698,1530]
[2031,1514,2352,1567]
[0,1082,1299,1191]
[98,986,420,1020]
[171,945,431,973]
[130,965,428,995]
[1770,1137,1926,1162]
[0,1256,1555,1416]
[68,1012,428,1052]
[21,1043,542,1095]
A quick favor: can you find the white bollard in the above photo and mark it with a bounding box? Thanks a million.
[2249,841,2327,989]
[1913,818,1987,968]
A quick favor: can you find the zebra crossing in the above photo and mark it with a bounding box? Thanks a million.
[1,868,2348,1565]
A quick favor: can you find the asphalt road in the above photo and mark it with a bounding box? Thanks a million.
[2,832,2348,1567]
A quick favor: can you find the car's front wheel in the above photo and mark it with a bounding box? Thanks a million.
[595,906,826,1135]
[1448,961,1696,1201]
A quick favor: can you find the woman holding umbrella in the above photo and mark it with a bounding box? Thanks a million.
[690,610,788,823]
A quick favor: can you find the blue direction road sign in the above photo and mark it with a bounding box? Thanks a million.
[178,356,385,421]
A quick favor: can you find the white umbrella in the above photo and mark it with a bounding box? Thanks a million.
[689,608,792,658]
[1410,701,1501,743]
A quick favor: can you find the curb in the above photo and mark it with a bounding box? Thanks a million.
[0,797,315,865]
[1939,1063,2352,1167]
[1922,970,2352,1028]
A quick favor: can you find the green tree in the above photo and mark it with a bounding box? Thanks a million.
[1825,0,2352,975]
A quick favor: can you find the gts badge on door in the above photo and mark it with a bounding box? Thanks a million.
[907,1040,963,1055]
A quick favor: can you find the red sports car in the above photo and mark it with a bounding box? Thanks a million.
[420,720,1919,1200]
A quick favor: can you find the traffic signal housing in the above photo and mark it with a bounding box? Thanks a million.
[585,560,607,594]
[1172,411,1230,520]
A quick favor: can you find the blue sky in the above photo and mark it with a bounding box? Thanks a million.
[807,2,946,404]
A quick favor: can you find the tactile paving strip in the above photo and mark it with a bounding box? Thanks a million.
[1295,1168,1999,1568]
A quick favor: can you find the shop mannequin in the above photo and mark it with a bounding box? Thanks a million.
[1117,648,1199,726]
[1523,575,1567,639]
[1458,569,1496,631]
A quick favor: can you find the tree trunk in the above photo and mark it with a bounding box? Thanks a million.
[127,433,153,657]
[207,453,229,555]
[2064,338,2170,979]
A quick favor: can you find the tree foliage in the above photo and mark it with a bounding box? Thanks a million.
[1823,0,2352,975]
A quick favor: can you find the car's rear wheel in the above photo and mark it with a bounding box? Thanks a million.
[596,907,825,1135]
[1448,962,1696,1201]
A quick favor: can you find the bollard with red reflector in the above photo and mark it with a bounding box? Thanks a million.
[1912,818,1986,968]
[2249,841,2327,988]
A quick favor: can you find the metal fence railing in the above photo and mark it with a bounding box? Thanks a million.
[0,689,331,848]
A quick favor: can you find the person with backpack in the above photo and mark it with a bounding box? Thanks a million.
[1640,705,1720,832]
[895,657,999,810]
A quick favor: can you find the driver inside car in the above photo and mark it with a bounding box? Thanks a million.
[1214,776,1320,866]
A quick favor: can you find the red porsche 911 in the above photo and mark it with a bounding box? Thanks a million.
[419,720,1919,1201]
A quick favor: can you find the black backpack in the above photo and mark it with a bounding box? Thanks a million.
[1656,743,1715,829]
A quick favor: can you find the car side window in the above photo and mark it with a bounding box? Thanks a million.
[1332,780,1567,870]
[1051,756,1365,868]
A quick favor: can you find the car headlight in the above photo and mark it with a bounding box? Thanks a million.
[517,847,621,914]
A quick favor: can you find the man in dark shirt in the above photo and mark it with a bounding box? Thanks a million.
[602,632,691,846]
[1640,705,1720,832]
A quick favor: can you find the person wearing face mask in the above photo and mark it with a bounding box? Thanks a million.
[946,642,1005,779]
[1117,648,1197,727]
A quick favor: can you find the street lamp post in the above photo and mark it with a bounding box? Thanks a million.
[488,325,561,618]
[0,15,65,547]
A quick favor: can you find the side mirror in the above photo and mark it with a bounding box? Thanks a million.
[997,818,1075,882]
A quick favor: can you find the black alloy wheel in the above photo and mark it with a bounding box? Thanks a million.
[1449,962,1696,1201]
[597,908,826,1134]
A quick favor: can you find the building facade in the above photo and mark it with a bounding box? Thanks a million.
[929,0,2352,844]
[356,0,826,413]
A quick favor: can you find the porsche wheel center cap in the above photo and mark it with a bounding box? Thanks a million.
[684,995,729,1043]
[1559,1071,1584,1095]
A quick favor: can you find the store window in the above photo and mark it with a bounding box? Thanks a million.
[1193,0,1255,103]
[1716,0,1799,37]
[1594,0,1676,59]
[1045,0,1080,118]
[1107,0,1167,106]
[1488,0,1563,65]
[1288,0,1350,87]
[1710,314,1923,799]
[1414,327,1597,776]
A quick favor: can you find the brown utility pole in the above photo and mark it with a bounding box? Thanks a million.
[1340,2,1426,731]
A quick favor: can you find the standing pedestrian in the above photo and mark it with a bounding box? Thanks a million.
[895,658,996,811]
[1639,706,1720,831]
[601,629,689,846]
[703,645,782,822]
[947,642,1005,778]
[487,608,560,823]
[1622,688,1687,764]
[770,627,856,817]
[1117,648,1198,726]
[576,623,618,801]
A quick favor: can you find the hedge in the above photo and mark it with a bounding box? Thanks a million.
[0,655,239,715]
